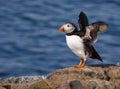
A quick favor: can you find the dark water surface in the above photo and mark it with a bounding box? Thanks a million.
[0,0,120,78]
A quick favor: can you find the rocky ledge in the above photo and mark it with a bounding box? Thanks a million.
[0,63,120,89]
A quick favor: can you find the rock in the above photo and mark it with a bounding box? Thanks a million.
[0,64,120,89]
[5,76,45,83]
[0,86,6,89]
[29,80,57,89]
[88,81,97,89]
[69,80,84,89]
[56,83,70,89]
[46,65,119,89]
[2,85,11,89]
[107,67,120,79]
[30,80,51,89]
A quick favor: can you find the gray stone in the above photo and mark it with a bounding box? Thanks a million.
[88,81,97,89]
[69,80,84,89]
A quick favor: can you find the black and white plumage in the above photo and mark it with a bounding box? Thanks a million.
[59,12,108,68]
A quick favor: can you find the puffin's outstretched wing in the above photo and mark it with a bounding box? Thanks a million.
[78,12,108,43]
[91,21,108,32]
[78,12,88,30]
[85,21,108,43]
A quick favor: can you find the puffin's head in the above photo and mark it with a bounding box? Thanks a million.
[59,23,77,34]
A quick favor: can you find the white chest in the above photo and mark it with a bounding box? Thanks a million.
[66,35,85,58]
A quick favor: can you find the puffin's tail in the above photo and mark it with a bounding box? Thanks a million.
[90,46,103,62]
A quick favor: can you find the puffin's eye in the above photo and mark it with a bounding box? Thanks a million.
[67,24,70,27]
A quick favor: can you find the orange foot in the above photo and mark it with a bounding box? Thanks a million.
[74,65,84,68]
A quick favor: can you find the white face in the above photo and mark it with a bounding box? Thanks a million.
[63,23,76,33]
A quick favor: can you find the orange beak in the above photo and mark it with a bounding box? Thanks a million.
[59,26,64,32]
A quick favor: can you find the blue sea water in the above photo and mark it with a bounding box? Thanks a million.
[0,0,120,78]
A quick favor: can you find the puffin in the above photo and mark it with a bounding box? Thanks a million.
[58,12,108,68]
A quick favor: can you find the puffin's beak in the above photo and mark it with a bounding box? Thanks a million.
[59,26,64,32]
